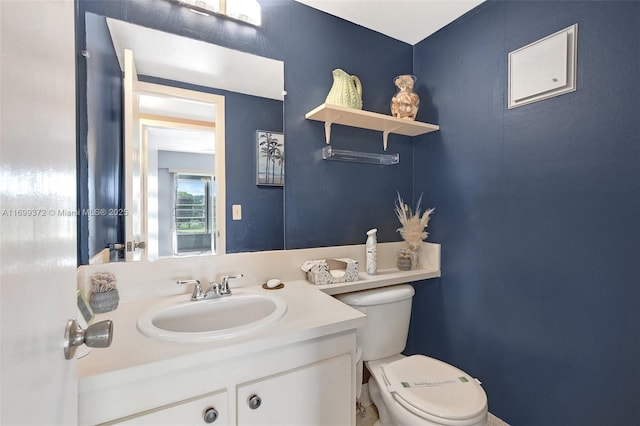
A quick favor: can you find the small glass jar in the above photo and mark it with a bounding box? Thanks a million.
[390,75,420,120]
[396,249,413,271]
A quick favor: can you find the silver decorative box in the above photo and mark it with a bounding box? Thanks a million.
[302,258,359,285]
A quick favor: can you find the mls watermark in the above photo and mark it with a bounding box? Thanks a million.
[2,208,129,217]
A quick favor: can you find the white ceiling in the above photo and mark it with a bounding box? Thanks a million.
[139,94,216,154]
[295,0,484,45]
[146,127,215,154]
[107,18,285,100]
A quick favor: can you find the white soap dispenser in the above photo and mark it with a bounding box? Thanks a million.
[366,228,378,275]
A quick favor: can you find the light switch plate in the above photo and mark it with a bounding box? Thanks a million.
[232,204,242,220]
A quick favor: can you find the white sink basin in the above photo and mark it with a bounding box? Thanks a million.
[137,289,287,343]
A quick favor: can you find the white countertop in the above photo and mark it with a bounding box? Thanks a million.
[78,242,441,394]
[78,281,366,393]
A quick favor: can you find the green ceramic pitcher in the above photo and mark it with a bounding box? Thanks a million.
[325,68,363,109]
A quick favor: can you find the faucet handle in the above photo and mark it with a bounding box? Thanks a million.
[177,279,203,301]
[220,273,244,295]
[223,273,244,281]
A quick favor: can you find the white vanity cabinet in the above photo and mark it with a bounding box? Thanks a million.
[106,353,352,426]
[80,333,356,426]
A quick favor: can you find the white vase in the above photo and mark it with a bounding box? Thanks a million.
[365,228,377,275]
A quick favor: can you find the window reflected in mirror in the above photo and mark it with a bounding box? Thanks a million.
[173,174,215,256]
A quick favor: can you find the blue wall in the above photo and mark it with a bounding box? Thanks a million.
[408,1,640,424]
[283,1,414,248]
[78,12,124,264]
[222,90,285,252]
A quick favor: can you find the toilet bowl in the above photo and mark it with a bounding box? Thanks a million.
[336,285,488,426]
[367,355,487,426]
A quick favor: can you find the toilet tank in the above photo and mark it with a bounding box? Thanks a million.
[336,285,415,361]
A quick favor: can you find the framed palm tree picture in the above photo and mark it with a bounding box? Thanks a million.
[256,130,284,186]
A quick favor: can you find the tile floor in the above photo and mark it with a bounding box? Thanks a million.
[355,403,379,426]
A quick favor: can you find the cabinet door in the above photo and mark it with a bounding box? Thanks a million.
[237,354,352,426]
[112,390,228,425]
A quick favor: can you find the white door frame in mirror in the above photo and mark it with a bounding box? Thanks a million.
[124,49,145,261]
[141,119,216,259]
[126,77,226,260]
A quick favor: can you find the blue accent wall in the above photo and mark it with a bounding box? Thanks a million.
[224,95,284,252]
[282,1,414,248]
[77,11,124,264]
[408,1,640,424]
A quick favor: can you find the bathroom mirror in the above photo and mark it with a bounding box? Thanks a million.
[78,13,284,265]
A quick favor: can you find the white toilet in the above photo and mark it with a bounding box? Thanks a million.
[337,285,488,426]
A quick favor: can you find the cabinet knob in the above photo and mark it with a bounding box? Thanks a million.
[202,407,218,423]
[247,394,262,410]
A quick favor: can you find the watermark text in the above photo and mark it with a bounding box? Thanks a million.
[2,208,129,217]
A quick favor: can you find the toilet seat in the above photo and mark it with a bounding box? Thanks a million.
[381,355,487,424]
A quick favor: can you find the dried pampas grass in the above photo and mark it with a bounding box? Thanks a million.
[395,192,434,251]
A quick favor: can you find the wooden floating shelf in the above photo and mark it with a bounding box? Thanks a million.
[305,103,439,150]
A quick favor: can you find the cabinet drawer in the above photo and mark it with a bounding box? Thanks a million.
[108,390,228,425]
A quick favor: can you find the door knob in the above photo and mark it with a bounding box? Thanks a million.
[64,318,113,360]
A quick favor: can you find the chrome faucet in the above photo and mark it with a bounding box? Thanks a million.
[178,274,243,300]
[177,279,222,301]
[220,273,244,296]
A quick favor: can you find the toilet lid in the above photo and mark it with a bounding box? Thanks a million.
[382,355,487,421]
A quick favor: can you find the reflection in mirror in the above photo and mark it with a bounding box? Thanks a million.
[123,48,225,262]
[78,13,284,265]
[172,173,213,256]
[174,0,262,26]
[137,87,224,261]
